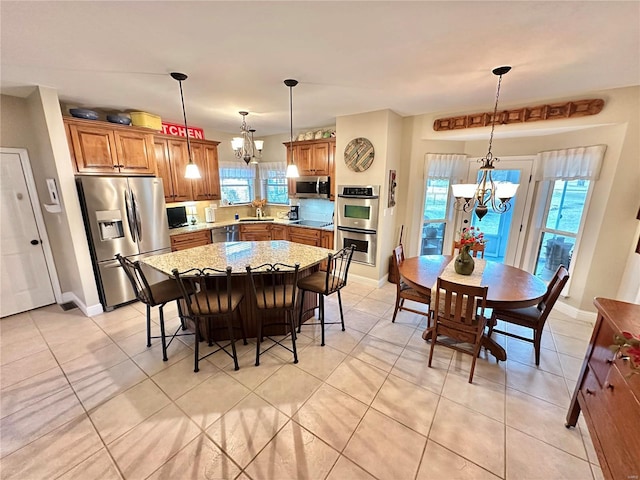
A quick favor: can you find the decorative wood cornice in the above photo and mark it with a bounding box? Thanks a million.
[433,98,604,132]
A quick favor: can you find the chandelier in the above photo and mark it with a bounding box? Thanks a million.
[170,72,200,179]
[231,111,263,165]
[451,66,519,221]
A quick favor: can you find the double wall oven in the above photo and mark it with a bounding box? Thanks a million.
[336,185,380,266]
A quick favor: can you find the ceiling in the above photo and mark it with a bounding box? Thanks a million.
[1,1,639,136]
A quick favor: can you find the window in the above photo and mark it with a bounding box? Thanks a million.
[533,179,590,279]
[420,153,467,255]
[219,162,255,204]
[529,144,606,283]
[259,162,288,204]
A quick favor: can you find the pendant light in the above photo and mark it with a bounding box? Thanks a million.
[451,66,519,220]
[284,79,300,178]
[170,72,201,179]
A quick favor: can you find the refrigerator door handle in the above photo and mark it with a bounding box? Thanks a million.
[124,189,137,242]
[131,191,143,240]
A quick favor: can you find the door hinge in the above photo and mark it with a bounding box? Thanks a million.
[529,175,532,183]
[519,224,523,232]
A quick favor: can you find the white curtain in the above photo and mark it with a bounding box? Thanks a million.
[534,145,607,181]
[424,153,468,180]
[257,161,286,179]
[218,161,256,180]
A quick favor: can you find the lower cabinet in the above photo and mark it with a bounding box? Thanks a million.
[239,224,272,241]
[321,230,334,249]
[170,230,211,252]
[288,226,322,246]
[271,224,289,241]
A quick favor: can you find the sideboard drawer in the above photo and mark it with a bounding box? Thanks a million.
[589,317,616,387]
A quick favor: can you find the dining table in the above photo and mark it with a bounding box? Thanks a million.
[141,240,334,339]
[397,254,548,361]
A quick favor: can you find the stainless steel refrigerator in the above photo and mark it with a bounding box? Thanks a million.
[76,176,171,310]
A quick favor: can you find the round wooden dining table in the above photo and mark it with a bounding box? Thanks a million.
[398,255,548,361]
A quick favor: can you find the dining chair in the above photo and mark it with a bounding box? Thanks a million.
[297,245,355,346]
[429,277,489,383]
[451,241,486,258]
[116,253,191,361]
[391,245,431,323]
[487,264,569,365]
[172,267,247,372]
[246,262,300,366]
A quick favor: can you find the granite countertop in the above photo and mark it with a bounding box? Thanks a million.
[143,240,333,275]
[169,218,333,236]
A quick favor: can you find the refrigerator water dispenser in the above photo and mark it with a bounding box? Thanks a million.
[96,210,124,241]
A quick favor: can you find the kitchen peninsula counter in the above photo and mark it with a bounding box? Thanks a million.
[142,241,333,339]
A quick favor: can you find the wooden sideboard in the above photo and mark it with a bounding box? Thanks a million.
[566,297,640,480]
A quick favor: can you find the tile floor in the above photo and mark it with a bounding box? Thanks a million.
[0,280,603,480]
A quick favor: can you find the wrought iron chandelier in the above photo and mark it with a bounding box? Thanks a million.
[170,72,200,179]
[231,111,263,165]
[451,66,519,221]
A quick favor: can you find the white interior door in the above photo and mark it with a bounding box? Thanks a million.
[457,157,534,266]
[1,151,55,317]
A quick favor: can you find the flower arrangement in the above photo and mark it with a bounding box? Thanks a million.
[458,226,486,248]
[610,332,640,376]
[251,198,267,208]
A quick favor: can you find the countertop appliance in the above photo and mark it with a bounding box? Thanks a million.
[211,224,239,243]
[293,176,330,199]
[289,205,299,220]
[166,206,188,228]
[76,176,171,310]
[336,185,380,266]
[290,220,333,228]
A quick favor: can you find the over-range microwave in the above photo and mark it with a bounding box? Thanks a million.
[293,176,331,199]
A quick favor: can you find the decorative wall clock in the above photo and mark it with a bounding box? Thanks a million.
[344,137,374,172]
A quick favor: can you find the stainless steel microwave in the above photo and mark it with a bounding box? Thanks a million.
[293,176,330,199]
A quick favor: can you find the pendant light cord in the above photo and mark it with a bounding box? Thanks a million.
[178,80,193,164]
[486,73,504,163]
[289,84,294,154]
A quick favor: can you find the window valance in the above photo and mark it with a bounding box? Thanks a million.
[424,153,468,180]
[257,161,287,178]
[219,161,256,179]
[534,145,607,181]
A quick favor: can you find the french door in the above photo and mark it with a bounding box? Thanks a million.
[456,157,534,266]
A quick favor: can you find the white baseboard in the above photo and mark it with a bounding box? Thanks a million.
[61,291,103,317]
[554,300,597,326]
[348,273,384,289]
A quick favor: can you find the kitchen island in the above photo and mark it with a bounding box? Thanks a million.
[142,241,334,338]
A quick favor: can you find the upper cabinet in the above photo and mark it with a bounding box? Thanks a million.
[64,118,157,175]
[285,137,336,201]
[154,134,220,203]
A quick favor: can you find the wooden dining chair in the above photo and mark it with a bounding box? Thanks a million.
[297,245,355,346]
[429,278,488,383]
[391,245,431,323]
[451,241,486,258]
[246,262,300,366]
[172,267,247,372]
[487,264,569,365]
[116,253,192,362]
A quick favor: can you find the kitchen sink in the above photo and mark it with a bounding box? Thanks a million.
[238,217,274,222]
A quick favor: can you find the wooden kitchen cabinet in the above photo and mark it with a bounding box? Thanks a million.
[154,134,220,203]
[321,230,334,249]
[191,143,221,201]
[154,138,192,202]
[271,224,289,241]
[288,226,322,246]
[285,138,336,200]
[566,297,640,480]
[65,117,157,175]
[239,223,273,241]
[170,229,211,251]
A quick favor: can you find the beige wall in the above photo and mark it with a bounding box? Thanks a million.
[1,90,100,312]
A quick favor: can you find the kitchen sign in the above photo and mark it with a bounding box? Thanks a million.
[161,122,205,140]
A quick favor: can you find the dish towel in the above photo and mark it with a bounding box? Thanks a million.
[431,258,487,313]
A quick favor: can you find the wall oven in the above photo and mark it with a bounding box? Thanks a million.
[336,185,380,266]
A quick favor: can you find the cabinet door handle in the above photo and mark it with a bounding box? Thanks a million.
[606,358,613,364]
[605,382,614,391]
[585,388,594,395]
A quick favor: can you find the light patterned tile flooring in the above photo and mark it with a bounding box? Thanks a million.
[0,280,603,480]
